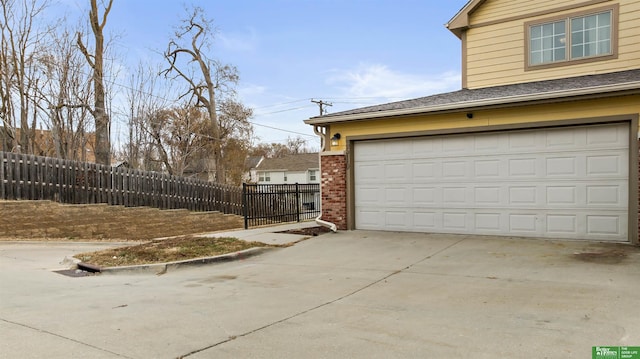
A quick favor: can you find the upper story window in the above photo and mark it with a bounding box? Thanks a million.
[527,6,617,69]
[308,170,317,181]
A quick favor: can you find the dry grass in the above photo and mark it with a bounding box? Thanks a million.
[74,236,282,267]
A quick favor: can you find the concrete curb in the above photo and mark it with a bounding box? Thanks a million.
[77,247,275,275]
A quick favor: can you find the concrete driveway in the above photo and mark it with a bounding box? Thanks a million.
[1,231,639,358]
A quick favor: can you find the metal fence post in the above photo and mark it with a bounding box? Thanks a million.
[242,183,249,229]
[295,183,300,222]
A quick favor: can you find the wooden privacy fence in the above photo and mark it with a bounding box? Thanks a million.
[0,151,243,215]
[243,183,321,229]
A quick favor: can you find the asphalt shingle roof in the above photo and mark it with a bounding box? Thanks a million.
[256,153,319,172]
[312,69,640,120]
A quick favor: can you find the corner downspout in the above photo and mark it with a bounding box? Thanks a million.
[313,125,338,232]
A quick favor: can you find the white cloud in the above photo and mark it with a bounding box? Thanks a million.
[238,83,267,97]
[218,27,258,52]
[327,63,460,101]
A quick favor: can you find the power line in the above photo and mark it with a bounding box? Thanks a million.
[310,99,332,116]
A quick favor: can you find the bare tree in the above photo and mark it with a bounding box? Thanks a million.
[76,0,112,165]
[162,6,239,182]
[35,25,93,160]
[217,97,253,184]
[250,136,312,159]
[0,0,51,153]
[143,105,212,177]
[120,61,171,170]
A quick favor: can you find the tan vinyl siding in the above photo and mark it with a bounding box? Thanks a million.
[465,1,639,89]
[470,0,607,24]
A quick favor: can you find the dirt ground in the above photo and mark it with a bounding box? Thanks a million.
[277,226,332,236]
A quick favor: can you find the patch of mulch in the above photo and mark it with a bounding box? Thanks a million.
[277,226,332,236]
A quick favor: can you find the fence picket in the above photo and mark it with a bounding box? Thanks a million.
[0,152,245,215]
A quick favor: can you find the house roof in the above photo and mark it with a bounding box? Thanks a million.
[446,0,485,38]
[256,153,319,172]
[305,69,640,125]
[244,155,263,170]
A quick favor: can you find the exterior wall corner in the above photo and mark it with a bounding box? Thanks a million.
[320,153,347,230]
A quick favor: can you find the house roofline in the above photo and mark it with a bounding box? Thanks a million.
[446,0,486,38]
[304,81,640,125]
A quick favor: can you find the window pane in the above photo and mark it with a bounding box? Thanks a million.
[598,39,611,54]
[598,12,611,26]
[572,18,583,32]
[531,38,541,51]
[599,27,611,42]
[584,42,598,56]
[572,44,584,58]
[572,31,583,44]
[555,48,566,61]
[542,24,553,37]
[584,14,597,29]
[531,51,542,65]
[531,25,542,38]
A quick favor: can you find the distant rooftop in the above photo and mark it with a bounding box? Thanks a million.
[256,153,319,172]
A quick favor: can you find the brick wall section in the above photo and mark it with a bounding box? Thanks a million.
[320,154,348,230]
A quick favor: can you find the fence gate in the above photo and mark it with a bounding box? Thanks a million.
[242,183,320,229]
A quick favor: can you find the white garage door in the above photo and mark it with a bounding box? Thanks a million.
[354,123,629,241]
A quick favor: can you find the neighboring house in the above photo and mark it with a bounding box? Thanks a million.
[305,0,640,244]
[243,155,265,183]
[255,153,320,184]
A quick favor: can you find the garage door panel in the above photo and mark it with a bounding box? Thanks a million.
[586,124,627,147]
[414,212,437,229]
[587,215,623,236]
[385,211,410,229]
[586,153,626,176]
[413,162,438,179]
[586,184,624,206]
[355,123,629,241]
[384,162,412,182]
[475,159,501,177]
[474,213,502,231]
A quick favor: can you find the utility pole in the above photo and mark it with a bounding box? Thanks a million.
[311,99,332,116]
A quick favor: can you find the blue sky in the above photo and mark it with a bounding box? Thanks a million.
[59,0,469,148]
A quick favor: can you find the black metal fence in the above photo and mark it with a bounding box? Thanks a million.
[242,183,320,229]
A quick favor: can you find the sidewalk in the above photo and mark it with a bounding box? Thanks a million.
[205,220,323,245]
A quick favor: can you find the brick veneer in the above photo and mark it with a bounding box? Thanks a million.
[320,153,348,230]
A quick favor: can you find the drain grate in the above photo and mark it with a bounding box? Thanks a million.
[53,269,96,277]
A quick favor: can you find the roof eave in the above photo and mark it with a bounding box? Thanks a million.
[445,0,486,38]
[304,82,640,126]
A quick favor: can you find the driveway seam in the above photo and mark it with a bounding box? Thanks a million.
[1,317,134,359]
[177,236,467,358]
